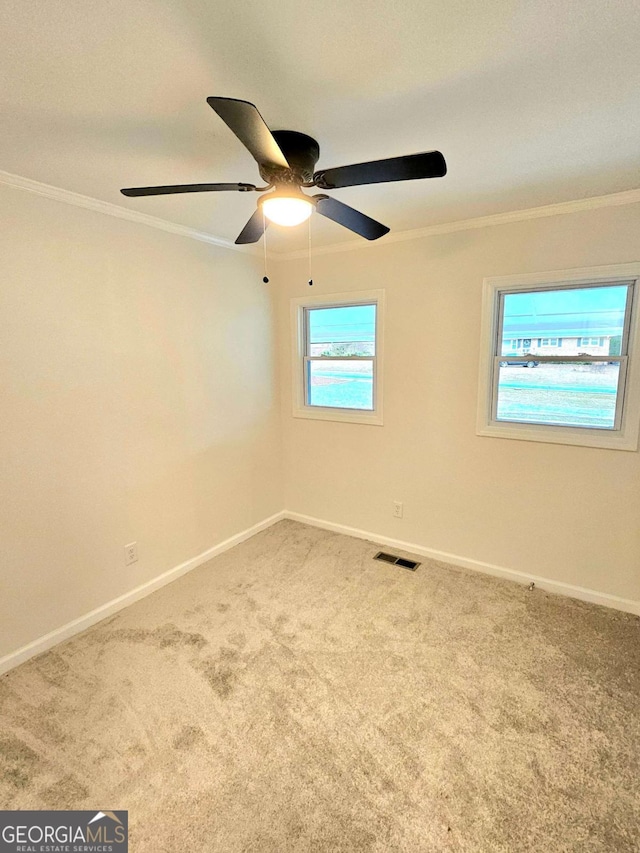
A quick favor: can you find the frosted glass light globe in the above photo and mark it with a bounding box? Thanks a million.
[262,196,313,226]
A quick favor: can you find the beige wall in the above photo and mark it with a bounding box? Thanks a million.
[2,188,639,664]
[277,204,640,603]
[0,185,283,657]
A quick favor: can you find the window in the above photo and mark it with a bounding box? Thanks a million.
[291,290,384,424]
[477,264,640,450]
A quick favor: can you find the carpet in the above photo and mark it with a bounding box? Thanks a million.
[1,520,639,851]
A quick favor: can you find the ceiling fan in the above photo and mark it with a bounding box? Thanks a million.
[121,97,447,245]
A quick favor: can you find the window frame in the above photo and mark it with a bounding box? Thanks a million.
[291,289,385,425]
[477,263,640,450]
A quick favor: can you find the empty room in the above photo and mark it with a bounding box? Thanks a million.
[1,1,639,850]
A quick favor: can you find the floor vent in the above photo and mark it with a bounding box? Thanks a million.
[374,551,420,571]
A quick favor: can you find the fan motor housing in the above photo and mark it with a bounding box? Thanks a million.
[259,130,320,185]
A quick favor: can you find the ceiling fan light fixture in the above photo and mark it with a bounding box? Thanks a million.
[261,192,313,227]
[121,97,447,243]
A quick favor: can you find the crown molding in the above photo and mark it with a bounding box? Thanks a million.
[276,187,640,260]
[3,168,640,262]
[0,169,259,256]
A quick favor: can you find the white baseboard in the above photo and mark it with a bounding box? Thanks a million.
[3,508,637,677]
[285,511,640,617]
[0,511,286,676]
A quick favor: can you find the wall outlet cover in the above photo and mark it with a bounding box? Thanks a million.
[125,542,138,565]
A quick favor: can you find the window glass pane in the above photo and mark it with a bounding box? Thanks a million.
[308,304,376,356]
[307,359,373,410]
[500,285,628,357]
[496,362,620,429]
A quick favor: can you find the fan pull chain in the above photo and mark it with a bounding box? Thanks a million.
[308,215,313,286]
[262,208,269,284]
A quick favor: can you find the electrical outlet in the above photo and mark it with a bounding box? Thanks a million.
[125,542,138,565]
[393,501,403,518]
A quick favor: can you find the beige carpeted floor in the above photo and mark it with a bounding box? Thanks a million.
[1,520,639,851]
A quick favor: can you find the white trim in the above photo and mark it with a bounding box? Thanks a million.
[3,168,640,261]
[284,511,640,616]
[0,511,286,676]
[481,262,640,289]
[476,263,640,451]
[0,169,258,256]
[290,289,385,426]
[2,507,637,676]
[277,187,640,259]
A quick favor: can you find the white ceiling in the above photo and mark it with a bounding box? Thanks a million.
[2,0,640,253]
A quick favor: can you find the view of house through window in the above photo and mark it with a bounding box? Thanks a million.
[305,303,377,410]
[495,283,631,429]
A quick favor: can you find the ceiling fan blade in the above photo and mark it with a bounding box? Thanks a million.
[121,182,256,197]
[314,195,389,240]
[235,208,268,244]
[314,151,447,189]
[207,97,289,170]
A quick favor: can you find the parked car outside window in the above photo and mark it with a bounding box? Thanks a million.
[499,357,539,367]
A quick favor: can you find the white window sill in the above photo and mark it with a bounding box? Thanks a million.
[293,405,384,426]
[477,420,638,451]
